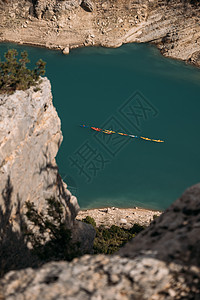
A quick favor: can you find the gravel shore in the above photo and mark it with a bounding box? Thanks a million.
[76,207,162,228]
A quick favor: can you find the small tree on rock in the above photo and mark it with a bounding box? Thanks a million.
[0,49,46,94]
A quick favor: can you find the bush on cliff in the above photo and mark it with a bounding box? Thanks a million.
[0,49,46,94]
[82,216,145,254]
[25,198,81,262]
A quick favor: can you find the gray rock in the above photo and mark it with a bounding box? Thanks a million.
[72,220,96,254]
[1,254,199,299]
[120,218,127,224]
[63,0,82,10]
[189,50,200,68]
[119,183,200,267]
[34,0,56,19]
[62,46,70,55]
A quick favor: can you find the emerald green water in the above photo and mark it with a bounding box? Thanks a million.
[1,43,200,210]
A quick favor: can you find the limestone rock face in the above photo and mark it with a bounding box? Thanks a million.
[0,78,79,227]
[35,0,56,19]
[35,0,82,19]
[1,183,200,299]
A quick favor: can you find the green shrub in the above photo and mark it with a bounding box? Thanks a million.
[153,214,158,220]
[25,198,80,262]
[93,225,135,254]
[0,49,46,94]
[129,223,146,234]
[81,217,145,255]
[82,216,96,227]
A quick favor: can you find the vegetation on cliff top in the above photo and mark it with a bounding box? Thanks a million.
[0,49,46,94]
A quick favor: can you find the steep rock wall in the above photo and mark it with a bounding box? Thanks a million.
[0,78,80,227]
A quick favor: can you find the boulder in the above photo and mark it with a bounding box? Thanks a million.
[62,46,70,55]
[63,0,82,10]
[189,50,200,68]
[34,0,56,19]
[119,183,200,267]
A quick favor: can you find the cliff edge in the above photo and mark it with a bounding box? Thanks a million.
[0,77,79,225]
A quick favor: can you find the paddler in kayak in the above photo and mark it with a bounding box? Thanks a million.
[103,129,115,134]
[91,127,102,132]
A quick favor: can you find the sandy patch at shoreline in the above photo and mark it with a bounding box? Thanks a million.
[76,207,162,228]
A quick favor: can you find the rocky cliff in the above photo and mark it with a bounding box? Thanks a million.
[1,183,200,299]
[0,78,95,274]
[0,77,79,225]
[0,0,200,66]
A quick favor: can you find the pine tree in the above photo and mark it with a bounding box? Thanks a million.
[0,49,46,94]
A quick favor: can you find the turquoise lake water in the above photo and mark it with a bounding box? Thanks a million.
[1,43,200,210]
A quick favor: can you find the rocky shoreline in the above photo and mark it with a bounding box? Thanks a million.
[0,0,200,67]
[76,206,162,228]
